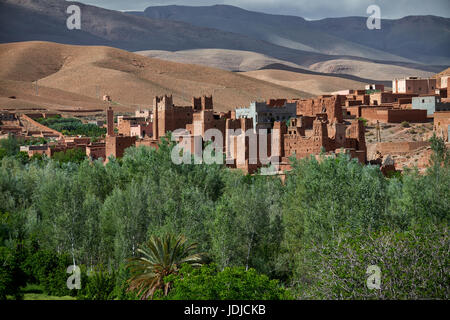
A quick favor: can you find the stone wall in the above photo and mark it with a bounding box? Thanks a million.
[361,108,427,123]
[375,141,430,155]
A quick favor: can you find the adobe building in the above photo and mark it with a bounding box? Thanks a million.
[370,92,418,106]
[276,114,366,165]
[148,95,230,157]
[225,117,272,174]
[282,115,334,160]
[294,95,344,123]
[225,113,367,174]
[0,111,21,125]
[365,84,385,92]
[433,75,449,99]
[345,106,427,123]
[20,141,87,158]
[105,135,136,159]
[86,143,106,160]
[135,108,152,121]
[186,96,228,138]
[106,107,114,136]
[20,145,50,157]
[118,115,152,138]
[434,111,450,142]
[0,111,23,136]
[105,107,137,160]
[152,95,194,140]
[437,76,449,88]
[392,77,437,95]
[345,92,370,107]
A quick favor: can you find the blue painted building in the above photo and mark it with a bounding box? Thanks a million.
[235,100,297,132]
[412,95,450,116]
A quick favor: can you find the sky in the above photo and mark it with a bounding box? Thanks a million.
[71,0,450,19]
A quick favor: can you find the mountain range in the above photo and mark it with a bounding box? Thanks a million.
[1,1,448,70]
[0,0,448,107]
[135,5,450,65]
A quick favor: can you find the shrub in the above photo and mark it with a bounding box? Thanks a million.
[401,121,410,128]
[157,264,292,300]
[298,226,449,299]
[78,267,116,300]
[52,148,86,164]
[0,135,20,157]
[22,249,74,296]
[358,118,368,127]
[0,246,27,299]
[36,117,105,138]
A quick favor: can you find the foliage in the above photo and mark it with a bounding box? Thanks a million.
[78,267,116,300]
[298,226,449,299]
[0,246,27,299]
[401,121,410,128]
[22,249,74,297]
[0,134,20,157]
[157,264,292,300]
[283,154,388,248]
[0,134,448,300]
[358,118,368,127]
[126,233,204,299]
[211,172,283,276]
[429,134,449,167]
[52,148,86,164]
[36,117,106,138]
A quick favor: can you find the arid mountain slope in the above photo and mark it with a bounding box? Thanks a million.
[241,69,367,96]
[0,41,313,113]
[138,5,450,65]
[137,48,435,82]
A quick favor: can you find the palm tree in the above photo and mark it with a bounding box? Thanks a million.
[126,233,204,299]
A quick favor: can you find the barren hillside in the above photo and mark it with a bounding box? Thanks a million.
[241,69,367,96]
[309,59,435,81]
[0,41,313,113]
[136,49,304,72]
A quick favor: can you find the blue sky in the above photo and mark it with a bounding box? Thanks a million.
[71,0,450,19]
